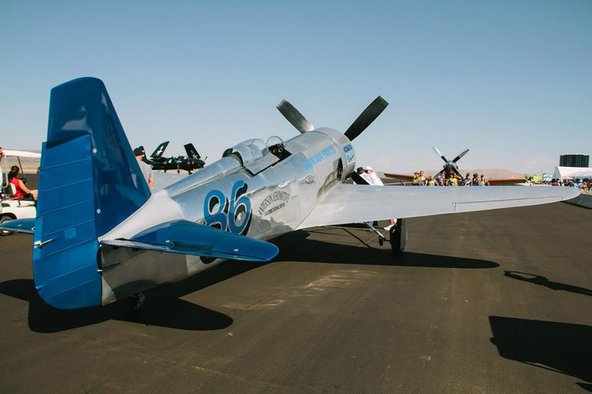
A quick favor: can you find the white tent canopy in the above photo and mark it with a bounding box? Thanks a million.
[553,166,592,180]
[3,149,41,159]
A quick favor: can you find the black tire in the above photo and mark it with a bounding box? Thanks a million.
[389,218,406,255]
[0,215,14,236]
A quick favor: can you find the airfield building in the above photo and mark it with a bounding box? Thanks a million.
[559,154,589,167]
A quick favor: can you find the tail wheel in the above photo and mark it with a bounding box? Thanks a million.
[0,215,15,236]
[389,218,406,255]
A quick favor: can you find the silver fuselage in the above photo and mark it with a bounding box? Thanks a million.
[99,128,356,304]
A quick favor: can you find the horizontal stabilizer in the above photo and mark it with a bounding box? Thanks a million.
[0,218,35,234]
[101,220,279,262]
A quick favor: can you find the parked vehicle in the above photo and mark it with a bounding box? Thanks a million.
[1,150,40,235]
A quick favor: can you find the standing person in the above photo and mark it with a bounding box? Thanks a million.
[435,173,443,186]
[8,165,38,200]
[0,146,5,190]
[361,166,383,186]
[448,174,458,186]
[134,147,154,189]
[418,170,426,186]
[360,166,397,231]
[464,172,471,186]
[480,174,490,186]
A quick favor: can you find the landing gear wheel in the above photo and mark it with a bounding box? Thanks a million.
[131,292,146,312]
[389,218,406,255]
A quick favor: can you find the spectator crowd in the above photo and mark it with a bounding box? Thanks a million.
[549,178,591,193]
[411,171,490,186]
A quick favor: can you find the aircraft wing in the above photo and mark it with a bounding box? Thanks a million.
[297,184,579,229]
[384,172,414,181]
[488,178,526,186]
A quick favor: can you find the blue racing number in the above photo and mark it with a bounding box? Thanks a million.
[204,180,252,235]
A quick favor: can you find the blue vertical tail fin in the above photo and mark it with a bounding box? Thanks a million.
[33,77,150,309]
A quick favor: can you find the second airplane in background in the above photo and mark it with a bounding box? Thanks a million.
[385,146,525,185]
[140,141,206,174]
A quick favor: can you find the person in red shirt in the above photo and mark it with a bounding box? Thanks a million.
[0,147,5,191]
[7,165,37,200]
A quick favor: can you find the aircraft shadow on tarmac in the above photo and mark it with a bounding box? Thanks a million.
[489,316,592,389]
[274,229,499,269]
[504,271,592,297]
[0,278,235,333]
[0,228,498,333]
[0,257,275,333]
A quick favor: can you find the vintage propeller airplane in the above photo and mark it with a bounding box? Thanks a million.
[432,146,470,181]
[0,77,578,311]
[384,146,469,184]
[140,141,206,174]
[431,146,525,185]
[385,146,525,185]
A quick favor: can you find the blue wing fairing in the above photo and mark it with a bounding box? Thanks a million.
[0,218,35,234]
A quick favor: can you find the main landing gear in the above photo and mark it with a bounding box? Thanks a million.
[363,222,387,246]
[389,218,406,255]
[364,218,406,255]
[131,292,146,312]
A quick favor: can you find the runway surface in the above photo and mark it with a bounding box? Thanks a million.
[1,202,591,392]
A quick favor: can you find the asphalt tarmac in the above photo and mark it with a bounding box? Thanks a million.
[1,202,591,393]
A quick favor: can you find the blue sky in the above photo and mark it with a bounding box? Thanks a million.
[1,0,590,173]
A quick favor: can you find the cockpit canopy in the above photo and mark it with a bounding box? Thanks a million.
[223,138,286,175]
[223,139,266,166]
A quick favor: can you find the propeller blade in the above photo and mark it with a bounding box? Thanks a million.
[344,96,389,141]
[452,148,470,163]
[432,146,447,162]
[276,100,315,134]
